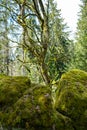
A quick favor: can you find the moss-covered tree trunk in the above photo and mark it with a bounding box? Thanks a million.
[16,0,51,84]
[40,62,50,84]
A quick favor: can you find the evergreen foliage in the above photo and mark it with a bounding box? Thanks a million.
[71,0,87,71]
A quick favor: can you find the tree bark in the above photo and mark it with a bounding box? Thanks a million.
[40,62,50,84]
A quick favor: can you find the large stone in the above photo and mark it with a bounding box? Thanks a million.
[53,111,74,130]
[55,69,87,130]
[7,85,53,130]
[0,75,53,129]
[0,75,31,109]
[0,76,30,128]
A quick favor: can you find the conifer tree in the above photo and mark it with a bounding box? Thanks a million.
[74,0,87,71]
[46,0,72,80]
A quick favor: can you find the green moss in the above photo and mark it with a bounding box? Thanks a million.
[8,86,52,128]
[3,85,53,129]
[55,69,87,130]
[53,111,74,130]
[0,76,31,127]
[0,76,30,107]
[0,75,54,129]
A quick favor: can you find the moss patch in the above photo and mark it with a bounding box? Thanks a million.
[0,76,53,130]
[54,111,74,130]
[0,76,30,109]
[0,76,31,127]
[6,85,53,129]
[55,69,87,130]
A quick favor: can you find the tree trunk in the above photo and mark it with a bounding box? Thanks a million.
[40,62,50,85]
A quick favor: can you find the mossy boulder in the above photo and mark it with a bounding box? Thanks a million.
[53,110,74,130]
[55,69,87,130]
[6,85,53,130]
[0,75,31,128]
[0,75,53,130]
[0,76,30,109]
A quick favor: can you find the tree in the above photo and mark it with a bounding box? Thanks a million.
[4,0,51,84]
[0,0,73,84]
[46,0,72,80]
[0,0,10,75]
[0,0,26,76]
[73,0,87,71]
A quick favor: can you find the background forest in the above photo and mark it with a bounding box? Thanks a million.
[0,0,87,84]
